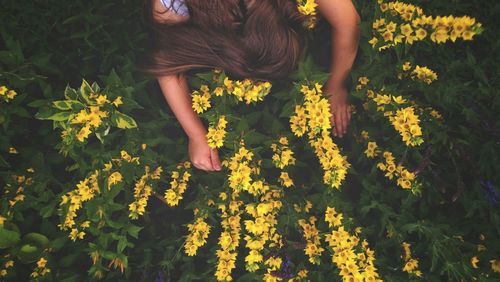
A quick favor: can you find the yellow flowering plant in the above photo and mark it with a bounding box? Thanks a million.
[34,77,138,155]
[0,0,499,281]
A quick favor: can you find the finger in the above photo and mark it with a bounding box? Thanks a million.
[210,148,222,171]
[341,109,348,135]
[347,108,352,123]
[335,110,343,137]
[330,114,337,136]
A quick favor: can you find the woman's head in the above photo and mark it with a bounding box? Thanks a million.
[141,0,308,81]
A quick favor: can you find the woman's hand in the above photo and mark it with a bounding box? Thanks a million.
[188,134,222,172]
[325,84,351,138]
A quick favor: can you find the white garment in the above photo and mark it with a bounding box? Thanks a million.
[160,0,189,16]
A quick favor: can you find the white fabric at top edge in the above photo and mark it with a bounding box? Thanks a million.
[160,0,189,16]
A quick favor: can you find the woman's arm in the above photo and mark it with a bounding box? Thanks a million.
[157,74,221,171]
[316,0,361,138]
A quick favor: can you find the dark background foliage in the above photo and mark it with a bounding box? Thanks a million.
[0,0,498,281]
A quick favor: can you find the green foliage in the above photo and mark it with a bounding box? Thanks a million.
[0,0,499,281]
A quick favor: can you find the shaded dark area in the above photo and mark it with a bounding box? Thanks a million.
[0,0,499,281]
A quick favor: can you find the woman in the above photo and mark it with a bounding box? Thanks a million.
[142,0,360,172]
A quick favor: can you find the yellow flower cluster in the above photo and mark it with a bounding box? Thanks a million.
[291,84,332,137]
[4,173,32,209]
[224,77,272,105]
[364,141,380,158]
[401,242,422,277]
[164,161,192,206]
[370,1,482,50]
[360,130,370,140]
[310,130,350,189]
[360,81,424,147]
[411,65,438,84]
[429,108,443,120]
[191,88,211,114]
[244,189,283,273]
[355,76,370,91]
[192,77,272,114]
[215,197,242,281]
[290,83,350,189]
[184,216,211,256]
[272,136,296,189]
[371,90,407,112]
[30,257,51,278]
[61,90,123,144]
[107,171,123,189]
[324,207,382,281]
[376,151,416,190]
[279,172,294,188]
[59,169,99,240]
[298,216,324,265]
[222,137,287,282]
[128,165,163,219]
[271,137,296,169]
[399,62,438,84]
[0,257,14,277]
[207,115,228,149]
[225,144,265,196]
[296,0,318,29]
[117,150,140,164]
[0,85,17,102]
[70,105,110,142]
[263,256,283,281]
[388,107,424,147]
[293,200,312,213]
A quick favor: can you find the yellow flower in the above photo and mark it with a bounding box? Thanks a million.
[6,90,17,99]
[297,269,308,278]
[297,0,318,16]
[184,217,211,256]
[76,125,92,142]
[37,257,47,268]
[95,95,110,105]
[491,259,500,273]
[471,256,479,268]
[279,172,294,188]
[368,37,379,47]
[107,171,123,189]
[403,258,419,272]
[191,92,211,113]
[207,116,228,149]
[112,96,123,107]
[213,87,224,96]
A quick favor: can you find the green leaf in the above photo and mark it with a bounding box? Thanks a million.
[79,80,93,103]
[52,100,84,111]
[126,225,143,239]
[50,237,67,251]
[0,227,21,248]
[27,99,48,108]
[64,85,78,100]
[17,244,41,263]
[23,233,50,249]
[112,112,138,129]
[279,100,296,118]
[44,111,72,121]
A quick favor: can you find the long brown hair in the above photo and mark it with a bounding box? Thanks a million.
[140,0,308,81]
